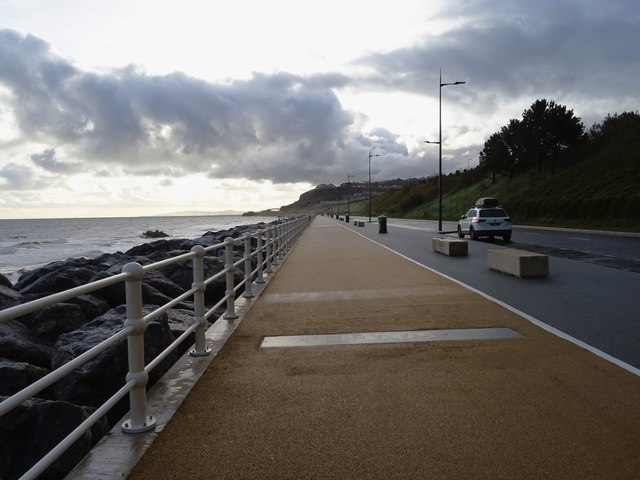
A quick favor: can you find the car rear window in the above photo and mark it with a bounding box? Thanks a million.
[479,208,508,218]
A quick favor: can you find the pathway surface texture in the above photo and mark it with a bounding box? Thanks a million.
[128,216,640,480]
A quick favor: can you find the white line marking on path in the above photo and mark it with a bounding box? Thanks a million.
[341,223,640,379]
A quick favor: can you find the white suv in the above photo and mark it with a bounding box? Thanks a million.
[457,206,512,241]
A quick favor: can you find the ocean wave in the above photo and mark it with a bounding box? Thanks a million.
[13,241,42,248]
[13,239,67,249]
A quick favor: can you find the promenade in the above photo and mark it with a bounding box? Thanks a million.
[127,215,640,479]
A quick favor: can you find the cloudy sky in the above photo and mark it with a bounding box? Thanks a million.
[1,0,638,218]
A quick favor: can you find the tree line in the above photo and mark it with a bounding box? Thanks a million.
[477,99,640,183]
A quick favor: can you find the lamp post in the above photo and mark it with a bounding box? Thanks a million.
[368,149,381,222]
[426,69,466,233]
[347,172,356,217]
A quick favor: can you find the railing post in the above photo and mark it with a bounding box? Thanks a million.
[272,224,280,266]
[278,222,285,258]
[223,237,239,320]
[121,262,156,434]
[256,231,265,284]
[190,245,211,356]
[243,234,254,298]
[265,227,273,273]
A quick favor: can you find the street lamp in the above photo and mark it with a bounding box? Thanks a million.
[347,172,356,217]
[368,149,381,222]
[427,69,466,233]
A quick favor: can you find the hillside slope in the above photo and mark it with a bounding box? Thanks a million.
[350,113,640,231]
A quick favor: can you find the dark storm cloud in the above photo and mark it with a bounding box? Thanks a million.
[0,29,394,185]
[30,149,82,173]
[3,0,636,190]
[357,0,640,123]
[0,162,47,190]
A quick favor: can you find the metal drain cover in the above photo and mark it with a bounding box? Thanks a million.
[261,327,521,348]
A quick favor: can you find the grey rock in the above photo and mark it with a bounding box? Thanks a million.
[19,269,87,296]
[143,269,185,299]
[92,251,131,268]
[0,396,109,480]
[0,283,24,310]
[165,308,206,357]
[125,238,196,256]
[89,270,175,309]
[17,303,88,341]
[0,358,49,397]
[69,294,110,321]
[0,320,54,368]
[0,272,13,288]
[15,258,103,292]
[51,305,178,419]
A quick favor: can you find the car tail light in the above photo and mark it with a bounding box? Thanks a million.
[472,218,486,223]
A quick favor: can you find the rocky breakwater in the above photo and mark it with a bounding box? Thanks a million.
[0,222,271,480]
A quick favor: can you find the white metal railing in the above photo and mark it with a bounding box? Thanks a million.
[0,215,311,480]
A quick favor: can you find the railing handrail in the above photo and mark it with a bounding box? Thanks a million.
[0,215,312,480]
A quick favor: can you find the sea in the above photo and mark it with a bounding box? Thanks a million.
[0,215,277,285]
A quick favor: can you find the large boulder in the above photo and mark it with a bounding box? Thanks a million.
[51,305,178,420]
[0,397,109,480]
[0,319,54,368]
[69,294,110,322]
[17,303,88,341]
[125,238,196,256]
[88,270,174,308]
[142,270,185,299]
[14,258,104,292]
[165,308,209,357]
[0,272,13,288]
[159,256,227,305]
[0,358,49,397]
[92,251,131,267]
[18,269,91,296]
[0,283,24,310]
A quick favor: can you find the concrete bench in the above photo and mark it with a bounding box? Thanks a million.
[487,249,549,278]
[432,237,468,256]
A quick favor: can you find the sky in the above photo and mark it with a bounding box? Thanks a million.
[1,0,639,219]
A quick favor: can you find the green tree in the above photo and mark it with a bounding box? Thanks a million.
[501,119,528,177]
[521,99,584,174]
[478,132,508,183]
[589,111,640,143]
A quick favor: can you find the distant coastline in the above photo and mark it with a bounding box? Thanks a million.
[242,209,280,217]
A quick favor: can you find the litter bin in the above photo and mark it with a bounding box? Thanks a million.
[378,215,387,234]
[345,214,350,223]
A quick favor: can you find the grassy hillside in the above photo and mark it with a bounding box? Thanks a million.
[346,115,640,231]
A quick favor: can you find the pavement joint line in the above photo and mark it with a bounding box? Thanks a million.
[340,220,640,379]
[260,327,522,348]
[262,287,451,303]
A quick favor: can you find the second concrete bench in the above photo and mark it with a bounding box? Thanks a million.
[432,238,468,256]
[488,249,549,278]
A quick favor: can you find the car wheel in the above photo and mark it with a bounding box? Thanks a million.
[503,233,511,242]
[457,226,464,238]
[470,226,478,240]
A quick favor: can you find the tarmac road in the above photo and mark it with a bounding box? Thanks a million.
[342,216,640,371]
